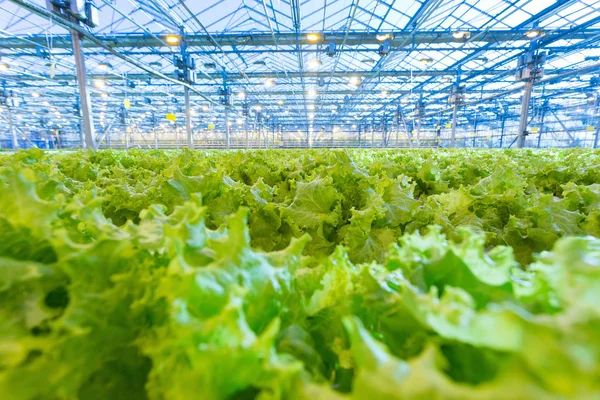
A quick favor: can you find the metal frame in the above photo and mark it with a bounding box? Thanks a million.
[1,0,600,149]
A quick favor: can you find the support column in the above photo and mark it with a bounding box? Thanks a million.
[451,103,458,148]
[517,79,533,148]
[245,110,249,149]
[185,87,193,149]
[224,105,230,149]
[537,100,548,148]
[594,98,600,149]
[358,125,362,148]
[395,108,399,145]
[472,111,478,148]
[416,117,422,148]
[499,105,507,148]
[71,29,96,150]
[7,106,17,150]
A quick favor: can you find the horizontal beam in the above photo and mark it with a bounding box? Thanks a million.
[3,45,597,58]
[1,29,598,50]
[12,87,590,99]
[0,68,589,83]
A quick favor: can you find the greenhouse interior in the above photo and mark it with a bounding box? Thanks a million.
[0,0,599,149]
[1,2,600,400]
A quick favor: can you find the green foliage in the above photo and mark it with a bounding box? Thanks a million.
[0,148,599,399]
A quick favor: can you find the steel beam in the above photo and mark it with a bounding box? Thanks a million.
[0,68,584,84]
[1,29,597,50]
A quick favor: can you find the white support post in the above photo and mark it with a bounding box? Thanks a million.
[517,79,534,148]
[224,105,230,149]
[245,112,249,149]
[71,29,96,150]
[7,106,18,150]
[451,102,458,148]
[185,87,193,149]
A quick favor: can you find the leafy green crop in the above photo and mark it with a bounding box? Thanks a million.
[0,148,599,399]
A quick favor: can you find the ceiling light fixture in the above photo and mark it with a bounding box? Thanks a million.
[308,59,322,69]
[349,76,361,87]
[452,31,471,40]
[376,33,394,41]
[307,89,317,97]
[165,34,181,45]
[307,33,323,42]
[0,62,9,71]
[264,79,275,88]
[525,29,544,39]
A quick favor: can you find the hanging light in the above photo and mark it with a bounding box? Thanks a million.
[308,113,315,119]
[237,91,246,100]
[32,92,41,98]
[202,105,210,112]
[308,59,322,69]
[254,105,263,112]
[306,33,323,42]
[94,79,106,89]
[307,104,315,110]
[165,34,181,45]
[264,79,275,88]
[376,33,394,41]
[452,31,470,40]
[0,62,10,71]
[381,89,389,97]
[307,89,317,97]
[277,100,284,106]
[100,93,109,98]
[419,57,433,64]
[97,62,111,70]
[526,29,544,39]
[349,76,361,87]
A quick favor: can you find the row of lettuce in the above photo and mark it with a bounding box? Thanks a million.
[4,148,599,264]
[0,148,599,399]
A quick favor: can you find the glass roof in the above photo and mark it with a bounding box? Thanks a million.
[0,0,599,138]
